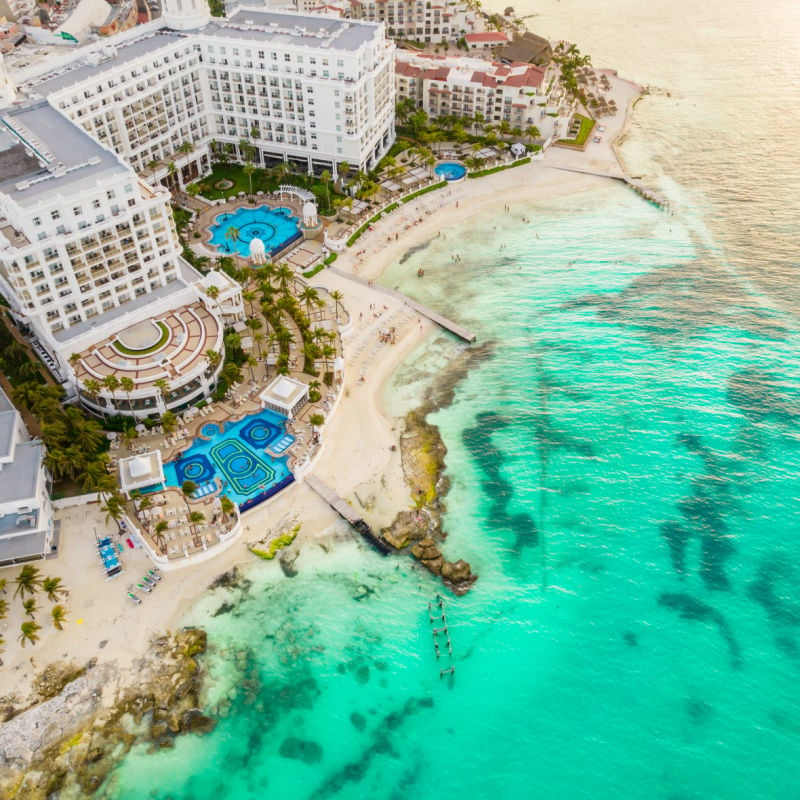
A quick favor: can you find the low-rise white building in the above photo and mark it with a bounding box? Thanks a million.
[0,386,55,566]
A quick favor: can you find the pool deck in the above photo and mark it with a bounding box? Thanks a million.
[188,193,314,268]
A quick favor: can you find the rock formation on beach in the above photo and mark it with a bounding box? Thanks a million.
[0,628,213,799]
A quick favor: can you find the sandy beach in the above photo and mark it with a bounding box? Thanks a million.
[0,68,640,722]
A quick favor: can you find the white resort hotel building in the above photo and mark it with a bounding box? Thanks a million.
[0,1,395,417]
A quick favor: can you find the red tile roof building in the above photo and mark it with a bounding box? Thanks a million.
[395,51,551,129]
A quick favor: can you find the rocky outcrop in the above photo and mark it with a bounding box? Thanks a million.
[380,344,490,595]
[0,628,213,800]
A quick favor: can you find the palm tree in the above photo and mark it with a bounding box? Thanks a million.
[153,519,169,553]
[186,182,201,199]
[242,289,258,316]
[224,226,240,253]
[219,495,235,522]
[18,621,41,648]
[14,565,42,599]
[245,354,258,382]
[329,289,345,321]
[205,349,222,370]
[0,597,8,620]
[102,375,120,413]
[243,161,256,196]
[82,378,103,418]
[320,169,332,211]
[525,125,541,147]
[42,576,66,602]
[161,410,178,435]
[51,605,68,631]
[182,480,197,497]
[119,376,136,414]
[300,286,321,319]
[0,578,6,595]
[275,264,294,296]
[189,510,206,535]
[22,597,38,619]
[154,378,172,408]
[102,493,127,533]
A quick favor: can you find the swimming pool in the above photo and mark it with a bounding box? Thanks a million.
[207,205,302,258]
[434,161,467,181]
[163,408,295,511]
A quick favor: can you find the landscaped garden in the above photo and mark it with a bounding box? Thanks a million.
[188,163,338,216]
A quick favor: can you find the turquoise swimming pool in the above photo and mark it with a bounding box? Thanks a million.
[163,408,295,511]
[434,161,467,181]
[207,205,302,258]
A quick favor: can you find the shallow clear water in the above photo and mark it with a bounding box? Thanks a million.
[103,1,800,797]
[207,205,301,257]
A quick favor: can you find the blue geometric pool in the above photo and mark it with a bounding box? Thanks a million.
[163,408,295,511]
[207,205,303,258]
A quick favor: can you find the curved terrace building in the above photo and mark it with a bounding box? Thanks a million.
[0,4,395,417]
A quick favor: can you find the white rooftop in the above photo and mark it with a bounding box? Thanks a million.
[119,450,165,494]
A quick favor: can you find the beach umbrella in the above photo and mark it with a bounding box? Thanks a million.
[106,431,118,440]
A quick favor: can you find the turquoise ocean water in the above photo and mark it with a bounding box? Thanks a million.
[103,1,800,797]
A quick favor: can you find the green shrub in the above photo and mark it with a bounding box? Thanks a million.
[467,158,531,179]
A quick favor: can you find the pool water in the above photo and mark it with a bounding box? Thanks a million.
[207,205,302,258]
[434,161,467,181]
[163,408,295,509]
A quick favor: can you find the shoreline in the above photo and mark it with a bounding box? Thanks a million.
[0,70,645,795]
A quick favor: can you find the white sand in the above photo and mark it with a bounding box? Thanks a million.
[0,71,640,705]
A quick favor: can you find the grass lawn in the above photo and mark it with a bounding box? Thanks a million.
[190,163,336,215]
[556,114,595,148]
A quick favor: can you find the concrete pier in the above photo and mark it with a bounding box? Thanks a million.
[328,266,477,343]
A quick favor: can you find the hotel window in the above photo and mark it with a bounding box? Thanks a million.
[51,210,61,220]
[73,207,83,216]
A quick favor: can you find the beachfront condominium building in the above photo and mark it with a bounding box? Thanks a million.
[0,3,394,417]
[0,96,229,418]
[20,4,396,181]
[0,386,55,567]
[395,50,549,129]
[334,0,477,44]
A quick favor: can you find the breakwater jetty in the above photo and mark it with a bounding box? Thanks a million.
[429,593,456,680]
[327,266,477,343]
[544,164,670,210]
[305,475,393,555]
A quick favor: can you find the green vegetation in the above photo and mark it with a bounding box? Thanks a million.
[323,252,338,266]
[552,42,592,103]
[249,524,301,559]
[556,114,595,148]
[303,263,326,278]
[112,321,170,356]
[400,181,447,203]
[467,157,532,178]
[188,162,336,215]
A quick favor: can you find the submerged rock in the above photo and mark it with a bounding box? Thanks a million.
[279,736,323,764]
[350,712,367,731]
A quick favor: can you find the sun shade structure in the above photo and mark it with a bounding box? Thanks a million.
[258,376,309,419]
[119,450,165,496]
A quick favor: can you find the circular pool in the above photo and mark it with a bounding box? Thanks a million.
[208,205,301,258]
[434,161,467,182]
